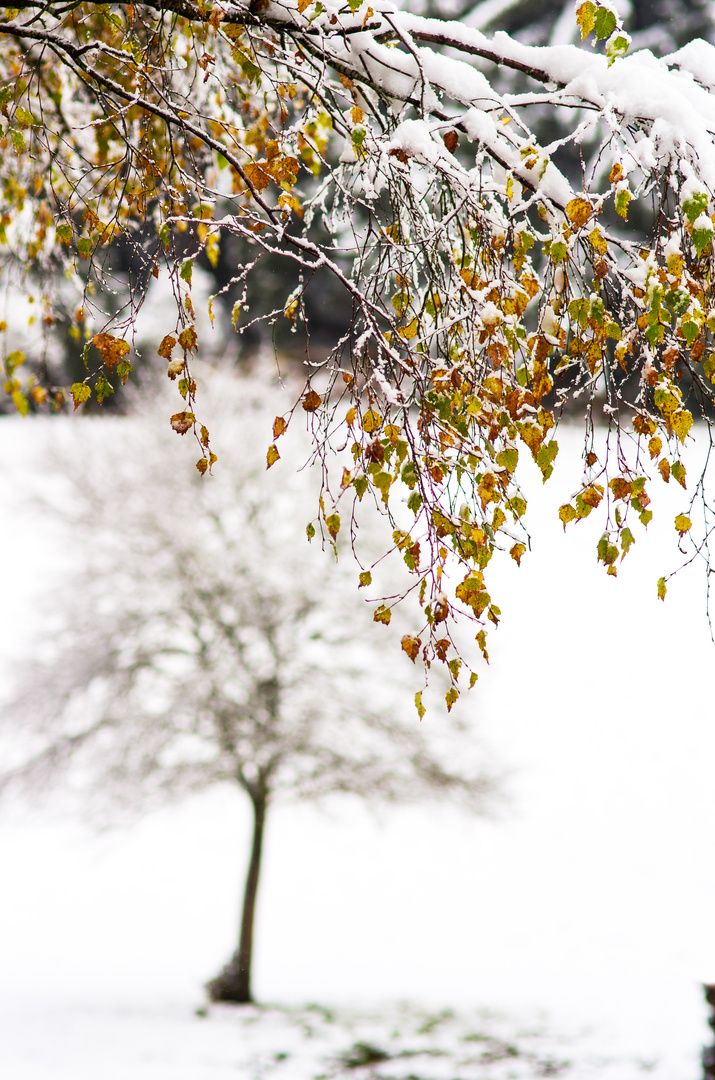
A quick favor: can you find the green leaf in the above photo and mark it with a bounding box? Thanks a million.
[606,32,630,65]
[55,222,73,246]
[693,222,713,254]
[400,460,417,488]
[671,461,687,488]
[180,259,193,286]
[496,447,518,473]
[621,527,635,555]
[77,236,92,259]
[306,522,316,541]
[407,491,422,514]
[683,191,709,224]
[615,188,631,219]
[535,439,558,481]
[95,373,114,404]
[358,570,372,588]
[664,288,690,315]
[594,5,617,40]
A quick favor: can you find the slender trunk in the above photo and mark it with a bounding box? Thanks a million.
[206,789,267,1004]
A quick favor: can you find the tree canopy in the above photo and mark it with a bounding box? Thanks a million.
[3,0,715,703]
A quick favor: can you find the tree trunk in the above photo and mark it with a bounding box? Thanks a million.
[206,789,267,1004]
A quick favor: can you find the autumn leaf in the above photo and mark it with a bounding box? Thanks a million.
[358,570,372,588]
[671,409,693,444]
[672,461,687,489]
[178,326,198,352]
[70,382,91,410]
[273,416,287,439]
[401,635,421,662]
[325,513,341,539]
[442,130,459,154]
[558,504,577,529]
[373,604,392,625]
[657,576,667,601]
[509,542,526,566]
[566,197,592,229]
[609,477,632,500]
[158,334,176,359]
[581,484,604,508]
[266,444,280,468]
[170,411,195,435]
[362,408,383,433]
[92,332,130,372]
[674,514,691,536]
[302,389,322,412]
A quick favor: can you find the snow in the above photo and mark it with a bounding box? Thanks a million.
[0,414,714,1077]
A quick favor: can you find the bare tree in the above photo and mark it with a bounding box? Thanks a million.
[0,374,498,1004]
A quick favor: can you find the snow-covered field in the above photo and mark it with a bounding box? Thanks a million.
[1,410,714,1078]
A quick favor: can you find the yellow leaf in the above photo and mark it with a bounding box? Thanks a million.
[373,604,392,625]
[359,570,372,588]
[70,382,91,410]
[674,514,691,535]
[273,416,287,438]
[362,408,383,433]
[566,197,592,229]
[414,691,425,719]
[657,576,667,600]
[266,444,280,468]
[558,504,577,529]
[648,436,662,459]
[588,227,608,254]
[671,409,693,443]
[658,458,670,483]
[575,0,597,39]
[398,317,419,340]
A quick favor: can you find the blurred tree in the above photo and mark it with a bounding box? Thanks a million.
[0,375,498,1004]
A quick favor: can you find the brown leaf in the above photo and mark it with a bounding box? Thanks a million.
[302,389,322,412]
[92,332,130,372]
[170,411,195,435]
[157,334,177,359]
[273,416,287,439]
[442,130,459,154]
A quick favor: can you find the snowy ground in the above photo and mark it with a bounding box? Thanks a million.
[0,999,686,1080]
[0,410,714,1077]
